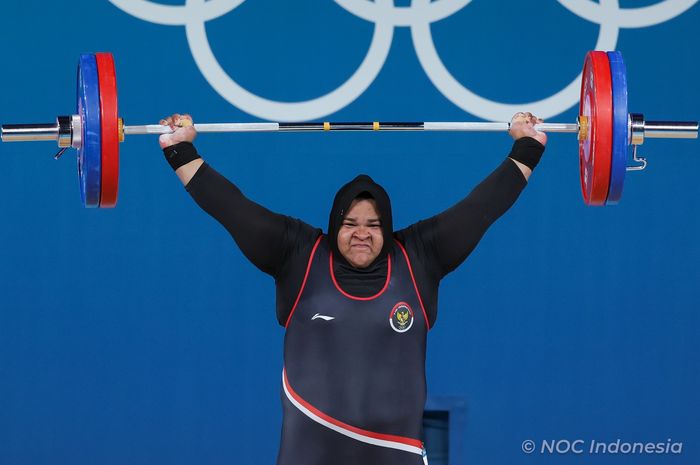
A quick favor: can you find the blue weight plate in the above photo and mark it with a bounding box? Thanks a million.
[606,51,628,205]
[77,54,102,208]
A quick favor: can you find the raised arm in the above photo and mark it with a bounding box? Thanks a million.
[158,114,320,278]
[397,112,546,279]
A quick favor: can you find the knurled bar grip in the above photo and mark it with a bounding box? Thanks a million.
[121,121,581,135]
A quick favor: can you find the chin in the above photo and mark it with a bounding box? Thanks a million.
[349,255,375,268]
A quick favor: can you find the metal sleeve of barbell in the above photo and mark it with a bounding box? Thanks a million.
[1,123,60,142]
[643,121,699,139]
[122,121,580,135]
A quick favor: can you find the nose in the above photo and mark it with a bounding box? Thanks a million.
[354,226,371,239]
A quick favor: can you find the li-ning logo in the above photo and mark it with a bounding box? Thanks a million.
[311,313,335,321]
[389,302,414,333]
[110,0,697,121]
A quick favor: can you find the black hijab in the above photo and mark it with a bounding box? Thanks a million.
[327,174,393,268]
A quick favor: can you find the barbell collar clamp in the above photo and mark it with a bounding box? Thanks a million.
[630,113,645,145]
[71,115,82,149]
[57,116,72,148]
[577,116,589,141]
[118,118,125,143]
[627,145,648,171]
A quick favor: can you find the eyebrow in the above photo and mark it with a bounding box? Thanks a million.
[343,217,381,223]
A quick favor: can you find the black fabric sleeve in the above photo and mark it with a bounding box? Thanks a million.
[396,137,544,327]
[424,157,527,276]
[184,162,321,279]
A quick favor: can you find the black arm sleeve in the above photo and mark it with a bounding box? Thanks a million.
[427,156,528,276]
[403,137,544,277]
[184,162,321,279]
[396,137,544,326]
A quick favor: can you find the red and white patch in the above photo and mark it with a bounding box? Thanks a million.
[389,302,414,333]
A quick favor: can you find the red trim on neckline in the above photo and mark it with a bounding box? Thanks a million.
[284,235,323,328]
[282,368,424,449]
[394,240,430,330]
[329,251,391,301]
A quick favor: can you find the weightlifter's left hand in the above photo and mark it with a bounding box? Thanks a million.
[158,113,197,149]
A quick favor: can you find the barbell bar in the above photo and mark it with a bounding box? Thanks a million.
[5,119,696,138]
[1,51,697,208]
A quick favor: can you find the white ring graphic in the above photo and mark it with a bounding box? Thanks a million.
[334,0,473,26]
[558,0,698,28]
[108,0,699,121]
[410,0,621,121]
[108,0,245,25]
[183,0,394,121]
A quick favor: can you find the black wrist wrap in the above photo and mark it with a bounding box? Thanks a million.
[163,142,201,171]
[508,137,545,170]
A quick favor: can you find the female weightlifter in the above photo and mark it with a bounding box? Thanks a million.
[158,111,546,465]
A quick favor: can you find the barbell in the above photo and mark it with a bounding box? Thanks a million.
[1,51,697,208]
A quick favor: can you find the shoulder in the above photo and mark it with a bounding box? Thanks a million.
[391,225,438,277]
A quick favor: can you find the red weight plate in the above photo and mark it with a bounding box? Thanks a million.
[95,52,119,208]
[578,51,613,206]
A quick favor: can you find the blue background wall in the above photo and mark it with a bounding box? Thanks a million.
[1,1,698,464]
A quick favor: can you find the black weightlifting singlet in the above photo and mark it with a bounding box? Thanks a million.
[278,236,430,465]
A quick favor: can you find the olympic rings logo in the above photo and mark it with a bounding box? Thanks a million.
[109,0,697,121]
